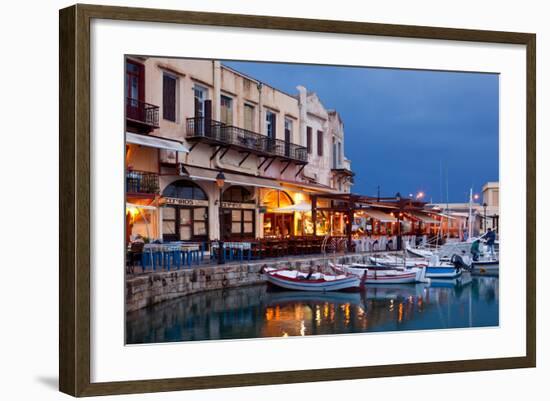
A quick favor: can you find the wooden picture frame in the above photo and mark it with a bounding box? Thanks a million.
[59,3,536,397]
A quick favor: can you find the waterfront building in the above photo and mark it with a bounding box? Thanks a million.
[125,57,354,243]
[427,181,500,239]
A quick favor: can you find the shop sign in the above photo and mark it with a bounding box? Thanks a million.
[161,197,209,207]
[221,202,256,210]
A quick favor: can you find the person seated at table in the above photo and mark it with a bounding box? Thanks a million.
[131,233,145,244]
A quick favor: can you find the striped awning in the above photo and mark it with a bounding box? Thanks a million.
[126,132,189,152]
[184,166,283,190]
[364,209,397,222]
[407,211,440,224]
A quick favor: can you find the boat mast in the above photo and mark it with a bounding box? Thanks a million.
[468,187,473,240]
[446,165,450,240]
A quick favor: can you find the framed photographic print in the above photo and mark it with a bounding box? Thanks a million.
[59,4,536,397]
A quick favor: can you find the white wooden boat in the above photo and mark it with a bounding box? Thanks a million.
[370,255,427,268]
[430,272,472,288]
[424,266,462,279]
[405,245,434,259]
[472,259,499,274]
[264,269,361,292]
[331,263,429,284]
[370,254,462,279]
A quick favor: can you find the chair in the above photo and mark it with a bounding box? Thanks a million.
[127,242,145,274]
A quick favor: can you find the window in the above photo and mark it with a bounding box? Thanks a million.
[162,180,207,200]
[163,74,177,122]
[263,190,293,209]
[284,118,292,157]
[306,126,312,154]
[228,209,254,237]
[125,60,144,122]
[317,130,324,156]
[125,60,144,102]
[222,186,255,239]
[223,186,254,203]
[338,142,342,166]
[266,111,276,139]
[220,95,233,125]
[332,137,337,168]
[244,104,255,131]
[193,85,208,118]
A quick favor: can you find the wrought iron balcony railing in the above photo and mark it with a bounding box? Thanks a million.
[186,117,308,163]
[126,170,160,195]
[126,97,160,129]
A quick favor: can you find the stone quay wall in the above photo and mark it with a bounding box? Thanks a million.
[126,252,376,312]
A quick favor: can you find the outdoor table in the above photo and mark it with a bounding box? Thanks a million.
[141,242,203,271]
[211,241,252,262]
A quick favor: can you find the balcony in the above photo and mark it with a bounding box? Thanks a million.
[186,117,308,164]
[332,159,354,184]
[126,98,160,133]
[126,170,160,196]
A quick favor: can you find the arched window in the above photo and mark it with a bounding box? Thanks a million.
[162,180,207,200]
[222,186,254,203]
[263,190,293,209]
[262,190,294,237]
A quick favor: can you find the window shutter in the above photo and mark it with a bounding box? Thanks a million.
[271,113,276,139]
[137,63,145,102]
[204,99,212,136]
[163,75,176,122]
[317,130,323,156]
[306,127,312,154]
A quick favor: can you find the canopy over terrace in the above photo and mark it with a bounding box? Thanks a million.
[310,192,431,251]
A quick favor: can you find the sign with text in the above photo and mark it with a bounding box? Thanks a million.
[161,197,209,207]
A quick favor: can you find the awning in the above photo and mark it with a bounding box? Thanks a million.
[408,211,440,224]
[435,212,457,220]
[364,209,397,222]
[126,202,157,211]
[126,132,189,152]
[274,202,312,213]
[184,166,283,190]
[279,180,339,194]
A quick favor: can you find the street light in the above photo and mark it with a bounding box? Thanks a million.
[395,192,402,250]
[416,191,424,200]
[216,171,226,265]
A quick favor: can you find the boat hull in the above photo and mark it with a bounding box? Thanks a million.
[341,264,426,284]
[424,266,462,279]
[472,260,499,274]
[265,272,360,292]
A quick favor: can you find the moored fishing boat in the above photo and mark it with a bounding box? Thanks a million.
[263,268,362,292]
[424,266,462,279]
[370,255,427,268]
[471,259,499,274]
[405,245,434,259]
[429,272,472,288]
[370,253,465,279]
[331,263,429,284]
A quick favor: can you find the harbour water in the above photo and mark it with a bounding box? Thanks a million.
[126,273,498,344]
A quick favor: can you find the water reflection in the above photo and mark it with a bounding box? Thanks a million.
[126,273,499,344]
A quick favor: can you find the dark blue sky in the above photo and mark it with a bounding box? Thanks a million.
[224,61,499,203]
